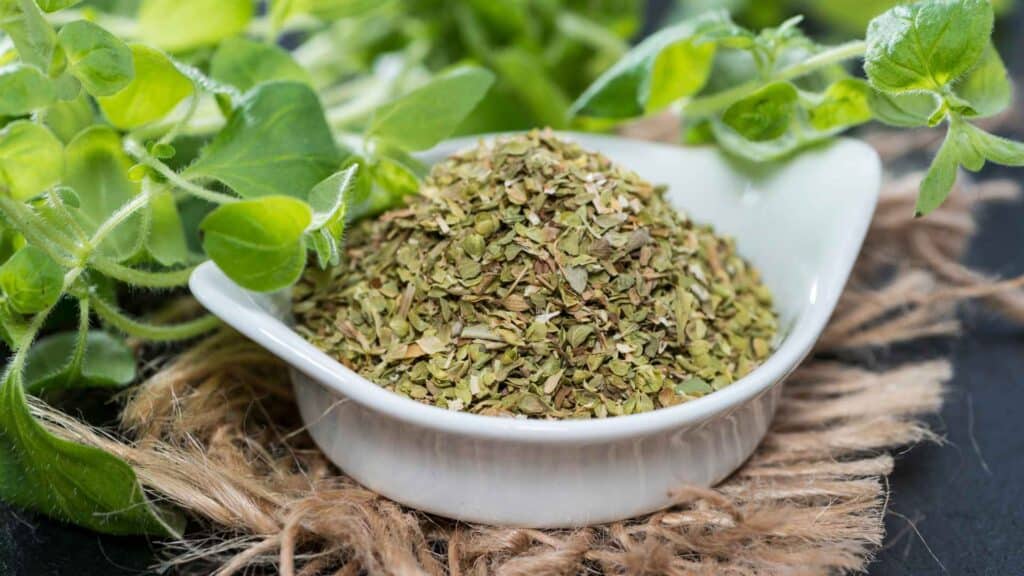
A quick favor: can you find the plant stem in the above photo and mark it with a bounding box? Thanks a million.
[0,196,76,267]
[45,189,88,243]
[91,259,196,289]
[86,186,152,254]
[4,265,88,382]
[124,140,238,205]
[89,293,220,341]
[67,299,90,378]
[682,40,867,117]
[157,81,202,147]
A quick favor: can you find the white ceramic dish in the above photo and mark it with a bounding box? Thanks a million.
[189,132,880,528]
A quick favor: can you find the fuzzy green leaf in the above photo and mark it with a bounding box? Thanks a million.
[138,0,253,53]
[865,0,993,94]
[209,37,310,93]
[570,11,738,118]
[306,165,357,268]
[368,66,495,151]
[958,120,1024,166]
[0,246,63,314]
[24,330,135,395]
[56,20,134,97]
[917,128,961,216]
[0,64,56,116]
[868,90,940,128]
[200,195,312,292]
[0,121,64,200]
[97,44,193,130]
[63,127,142,260]
[186,82,340,199]
[0,370,183,536]
[954,42,1011,119]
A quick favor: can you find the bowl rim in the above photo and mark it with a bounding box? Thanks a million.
[190,133,881,445]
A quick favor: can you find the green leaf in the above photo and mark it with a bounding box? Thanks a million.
[24,330,135,394]
[865,0,993,93]
[0,63,56,116]
[0,369,183,536]
[185,82,340,199]
[145,181,189,266]
[570,11,737,118]
[917,127,960,216]
[1,0,57,71]
[272,0,380,25]
[306,165,357,268]
[63,126,142,260]
[36,0,81,11]
[953,42,1011,119]
[368,66,495,151]
[721,81,798,142]
[345,152,420,222]
[51,72,82,101]
[491,48,569,129]
[807,79,873,132]
[868,90,940,127]
[97,44,193,130]
[958,120,1024,166]
[40,92,95,143]
[138,0,253,53]
[56,20,134,97]
[0,121,64,201]
[200,195,312,292]
[209,37,310,93]
[0,246,63,314]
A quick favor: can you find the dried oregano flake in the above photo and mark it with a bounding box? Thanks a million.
[294,131,778,419]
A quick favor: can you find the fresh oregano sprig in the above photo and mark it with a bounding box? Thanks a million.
[0,0,493,535]
[571,0,1023,216]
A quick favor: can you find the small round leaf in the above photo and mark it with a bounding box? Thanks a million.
[200,196,312,292]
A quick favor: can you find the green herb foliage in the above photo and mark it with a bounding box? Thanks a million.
[0,0,1016,538]
[0,0,493,535]
[572,0,1024,216]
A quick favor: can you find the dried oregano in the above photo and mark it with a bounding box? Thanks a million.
[293,131,778,418]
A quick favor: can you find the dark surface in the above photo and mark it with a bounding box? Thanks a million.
[4,6,1024,576]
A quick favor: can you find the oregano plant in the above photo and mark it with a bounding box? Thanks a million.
[0,0,493,535]
[572,0,1024,216]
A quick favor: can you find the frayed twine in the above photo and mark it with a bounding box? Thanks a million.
[32,121,1024,575]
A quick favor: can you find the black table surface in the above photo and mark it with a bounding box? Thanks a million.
[4,10,1024,576]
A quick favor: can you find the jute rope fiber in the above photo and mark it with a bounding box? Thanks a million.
[31,121,1024,575]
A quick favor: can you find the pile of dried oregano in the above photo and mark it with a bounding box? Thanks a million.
[294,131,777,418]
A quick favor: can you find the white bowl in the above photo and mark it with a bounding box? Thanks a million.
[189,133,880,528]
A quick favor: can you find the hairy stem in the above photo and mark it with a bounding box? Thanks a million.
[46,189,88,242]
[89,294,219,341]
[67,299,90,378]
[157,81,203,147]
[91,259,196,289]
[0,196,76,267]
[86,185,153,254]
[124,140,238,205]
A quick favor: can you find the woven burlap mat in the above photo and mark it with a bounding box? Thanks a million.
[34,123,1024,575]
